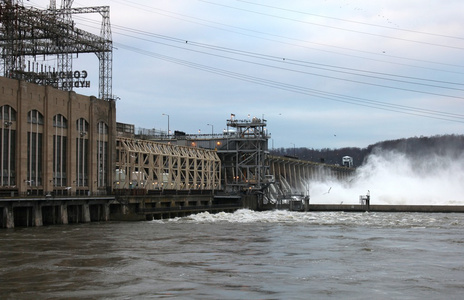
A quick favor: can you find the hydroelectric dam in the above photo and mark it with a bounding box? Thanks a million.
[0,76,354,229]
[1,2,461,229]
[2,68,463,229]
[0,0,354,228]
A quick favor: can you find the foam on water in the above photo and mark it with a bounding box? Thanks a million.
[169,209,307,224]
[159,209,462,228]
[308,150,464,205]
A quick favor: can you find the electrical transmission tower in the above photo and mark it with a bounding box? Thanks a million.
[0,0,113,100]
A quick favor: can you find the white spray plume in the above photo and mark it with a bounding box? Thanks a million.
[308,148,464,205]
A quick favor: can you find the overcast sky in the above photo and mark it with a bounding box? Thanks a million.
[27,0,464,149]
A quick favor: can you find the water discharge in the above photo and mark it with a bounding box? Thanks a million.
[308,149,464,205]
[163,209,459,228]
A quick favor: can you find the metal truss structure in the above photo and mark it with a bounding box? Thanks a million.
[0,0,113,100]
[115,138,221,191]
[217,117,270,193]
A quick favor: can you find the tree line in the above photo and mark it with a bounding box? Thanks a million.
[269,134,464,167]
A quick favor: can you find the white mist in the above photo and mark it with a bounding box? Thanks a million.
[308,149,464,205]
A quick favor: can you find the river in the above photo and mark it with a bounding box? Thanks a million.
[1,209,463,299]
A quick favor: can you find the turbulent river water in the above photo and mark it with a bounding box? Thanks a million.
[1,209,463,299]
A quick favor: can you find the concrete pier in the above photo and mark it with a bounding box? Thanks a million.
[0,193,243,228]
[60,204,69,225]
[33,203,43,226]
[2,205,14,228]
[0,196,115,228]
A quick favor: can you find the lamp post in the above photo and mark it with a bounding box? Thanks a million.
[291,143,296,157]
[207,123,214,136]
[207,123,213,149]
[162,113,170,138]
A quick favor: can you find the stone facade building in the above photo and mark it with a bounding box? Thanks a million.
[0,76,116,197]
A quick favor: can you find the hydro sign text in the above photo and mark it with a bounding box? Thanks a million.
[60,71,90,88]
[33,70,91,88]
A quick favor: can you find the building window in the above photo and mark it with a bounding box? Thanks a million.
[76,118,89,186]
[98,122,108,134]
[27,109,44,125]
[53,115,68,187]
[0,105,16,121]
[27,110,44,188]
[53,114,68,128]
[27,132,43,187]
[97,122,109,187]
[0,105,16,186]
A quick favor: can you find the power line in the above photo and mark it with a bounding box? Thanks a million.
[70,14,464,99]
[199,0,464,51]
[114,42,464,123]
[236,0,464,41]
[107,0,464,72]
[24,2,464,124]
[180,39,464,90]
[30,0,464,75]
[103,23,464,97]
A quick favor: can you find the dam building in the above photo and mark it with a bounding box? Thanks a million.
[1,2,459,227]
[0,76,116,197]
[0,1,354,228]
[0,76,354,228]
[0,76,228,228]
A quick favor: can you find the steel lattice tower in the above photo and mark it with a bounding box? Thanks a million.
[56,0,73,92]
[0,0,113,100]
